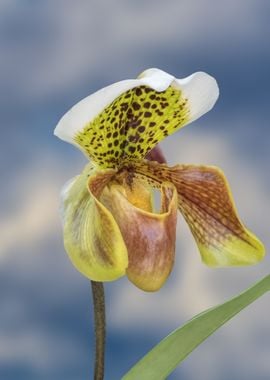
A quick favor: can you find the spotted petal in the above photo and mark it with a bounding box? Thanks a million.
[54,68,218,168]
[61,163,128,281]
[133,161,265,267]
[101,180,178,291]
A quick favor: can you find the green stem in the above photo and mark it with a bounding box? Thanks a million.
[91,281,106,380]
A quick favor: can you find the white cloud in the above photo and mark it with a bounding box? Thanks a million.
[0,157,82,262]
[0,161,60,260]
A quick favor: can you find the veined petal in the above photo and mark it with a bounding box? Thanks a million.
[101,180,178,291]
[54,69,218,168]
[61,163,128,281]
[133,161,265,267]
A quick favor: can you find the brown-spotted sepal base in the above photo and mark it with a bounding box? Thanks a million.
[55,69,218,169]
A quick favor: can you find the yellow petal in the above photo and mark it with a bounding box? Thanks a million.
[133,161,265,267]
[61,163,128,281]
[101,180,178,291]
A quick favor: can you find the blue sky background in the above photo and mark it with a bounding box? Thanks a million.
[0,1,270,379]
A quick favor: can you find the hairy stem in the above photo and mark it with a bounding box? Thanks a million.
[91,281,106,380]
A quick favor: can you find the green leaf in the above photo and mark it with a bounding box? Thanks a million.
[122,274,270,380]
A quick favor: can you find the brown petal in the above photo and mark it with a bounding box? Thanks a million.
[101,180,178,291]
[133,161,265,267]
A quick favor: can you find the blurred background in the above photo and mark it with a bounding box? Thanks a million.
[0,1,270,379]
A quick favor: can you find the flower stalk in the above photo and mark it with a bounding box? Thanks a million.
[91,281,106,380]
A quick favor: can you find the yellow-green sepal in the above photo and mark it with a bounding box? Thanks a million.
[61,163,128,281]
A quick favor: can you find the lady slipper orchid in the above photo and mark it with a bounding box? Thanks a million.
[55,68,265,292]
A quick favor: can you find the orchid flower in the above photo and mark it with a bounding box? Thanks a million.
[55,68,264,292]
